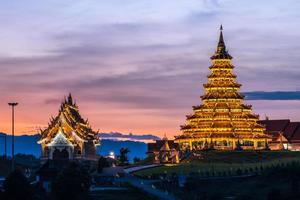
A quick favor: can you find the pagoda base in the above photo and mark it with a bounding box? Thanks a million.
[175,138,268,151]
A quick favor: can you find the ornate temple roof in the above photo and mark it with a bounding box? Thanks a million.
[259,119,300,142]
[160,140,171,151]
[201,91,244,100]
[203,82,242,88]
[147,140,179,153]
[207,73,237,78]
[38,94,99,144]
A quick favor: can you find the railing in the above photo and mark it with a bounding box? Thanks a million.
[242,146,255,150]
[39,154,100,161]
[213,146,234,150]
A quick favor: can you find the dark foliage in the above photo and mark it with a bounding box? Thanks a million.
[154,161,300,200]
[133,157,141,163]
[51,162,91,200]
[97,156,110,173]
[3,169,34,200]
[119,147,130,165]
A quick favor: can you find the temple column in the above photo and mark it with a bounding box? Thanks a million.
[189,140,193,151]
[41,145,46,157]
[69,146,74,159]
[49,147,53,159]
[232,139,236,150]
[254,140,258,150]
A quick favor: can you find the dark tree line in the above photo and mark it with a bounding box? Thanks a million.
[1,162,92,200]
[51,162,92,200]
[119,147,130,166]
[2,169,34,200]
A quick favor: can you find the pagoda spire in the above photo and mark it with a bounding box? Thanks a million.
[211,25,232,60]
[218,25,225,48]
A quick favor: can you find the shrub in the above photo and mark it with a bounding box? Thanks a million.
[97,156,110,173]
[3,169,34,200]
[52,162,91,200]
[236,168,242,175]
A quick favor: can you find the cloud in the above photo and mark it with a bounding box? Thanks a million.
[244,91,300,100]
[99,132,160,142]
[0,1,300,135]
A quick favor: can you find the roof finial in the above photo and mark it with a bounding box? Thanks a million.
[162,133,168,140]
[210,25,232,60]
[67,93,73,105]
[218,25,224,46]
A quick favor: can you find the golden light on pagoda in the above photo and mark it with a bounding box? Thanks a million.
[175,25,271,151]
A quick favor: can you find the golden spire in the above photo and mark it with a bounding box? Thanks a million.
[160,139,170,151]
[162,133,168,141]
[218,24,225,48]
[211,25,232,60]
[67,93,73,105]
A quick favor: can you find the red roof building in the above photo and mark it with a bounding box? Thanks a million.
[258,119,300,150]
[147,136,180,164]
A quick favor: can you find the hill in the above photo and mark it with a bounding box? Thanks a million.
[134,151,300,177]
[0,133,152,161]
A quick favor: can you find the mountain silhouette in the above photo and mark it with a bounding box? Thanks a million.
[0,132,157,161]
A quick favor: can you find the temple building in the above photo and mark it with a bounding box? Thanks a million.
[37,94,99,161]
[175,26,270,151]
[258,119,300,150]
[147,135,180,164]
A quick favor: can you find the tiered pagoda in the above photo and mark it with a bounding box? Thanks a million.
[175,26,270,151]
[38,94,99,161]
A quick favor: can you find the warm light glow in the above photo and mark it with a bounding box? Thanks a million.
[108,151,115,159]
[176,28,270,150]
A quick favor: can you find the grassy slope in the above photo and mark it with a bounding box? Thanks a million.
[154,170,298,200]
[134,151,300,177]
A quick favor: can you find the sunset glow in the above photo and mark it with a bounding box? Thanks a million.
[0,0,299,137]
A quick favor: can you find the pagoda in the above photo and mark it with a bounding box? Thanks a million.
[38,94,99,161]
[175,26,270,151]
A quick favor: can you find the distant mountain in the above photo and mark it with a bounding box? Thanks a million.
[99,132,160,142]
[0,132,154,161]
[0,133,40,157]
[98,139,147,161]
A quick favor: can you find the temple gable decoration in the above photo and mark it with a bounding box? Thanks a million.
[47,129,73,147]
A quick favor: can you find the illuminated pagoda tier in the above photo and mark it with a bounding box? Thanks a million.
[175,26,270,151]
[38,94,99,161]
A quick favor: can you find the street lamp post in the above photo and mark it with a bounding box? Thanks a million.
[8,102,18,172]
[5,133,7,158]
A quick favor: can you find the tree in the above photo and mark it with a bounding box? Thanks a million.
[97,156,110,173]
[3,169,34,200]
[133,157,141,164]
[51,162,91,200]
[119,148,130,166]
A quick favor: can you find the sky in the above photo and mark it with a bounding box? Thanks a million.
[0,0,300,137]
